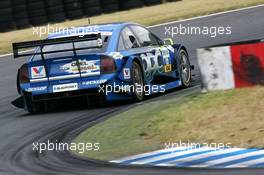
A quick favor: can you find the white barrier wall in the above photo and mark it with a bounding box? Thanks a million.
[197,41,264,91]
[197,47,235,91]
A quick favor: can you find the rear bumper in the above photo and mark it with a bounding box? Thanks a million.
[20,71,134,102]
[32,88,102,101]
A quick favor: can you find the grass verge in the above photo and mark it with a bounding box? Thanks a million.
[73,86,264,160]
[1,0,264,54]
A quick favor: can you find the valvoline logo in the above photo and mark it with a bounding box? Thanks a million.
[33,67,43,74]
[31,66,46,79]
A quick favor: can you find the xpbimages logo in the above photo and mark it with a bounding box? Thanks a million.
[165,24,232,38]
[32,140,100,154]
[164,140,232,152]
[98,82,166,95]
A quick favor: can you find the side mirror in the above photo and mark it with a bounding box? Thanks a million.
[163,38,174,45]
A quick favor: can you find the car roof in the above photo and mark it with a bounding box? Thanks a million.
[48,22,134,39]
[43,22,140,53]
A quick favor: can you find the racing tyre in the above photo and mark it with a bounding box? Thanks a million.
[12,0,26,5]
[101,4,119,13]
[66,9,83,19]
[30,16,48,26]
[15,19,31,29]
[179,49,191,87]
[84,6,102,16]
[16,70,21,94]
[131,61,144,101]
[142,0,162,6]
[0,0,11,9]
[23,92,44,114]
[120,0,143,10]
[48,13,66,22]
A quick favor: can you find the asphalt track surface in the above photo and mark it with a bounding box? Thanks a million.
[0,6,264,175]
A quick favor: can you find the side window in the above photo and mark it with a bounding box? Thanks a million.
[121,27,140,50]
[131,25,161,47]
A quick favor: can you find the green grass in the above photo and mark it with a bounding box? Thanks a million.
[1,0,264,54]
[73,86,264,160]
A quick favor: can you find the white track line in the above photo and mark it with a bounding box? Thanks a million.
[114,148,264,168]
[111,147,186,163]
[157,148,243,166]
[1,4,263,58]
[130,147,211,165]
[190,150,264,168]
[226,157,264,168]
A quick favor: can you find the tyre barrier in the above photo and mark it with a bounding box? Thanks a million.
[11,0,30,29]
[142,0,162,6]
[83,0,102,17]
[64,0,84,20]
[100,0,119,13]
[120,0,143,10]
[0,0,180,32]
[197,39,264,91]
[0,0,15,32]
[27,0,48,26]
[45,0,66,22]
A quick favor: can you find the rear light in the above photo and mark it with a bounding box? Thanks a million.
[20,64,29,83]
[100,55,117,74]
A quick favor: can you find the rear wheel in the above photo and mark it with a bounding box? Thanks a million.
[179,50,191,87]
[23,92,45,114]
[16,70,21,94]
[131,61,144,101]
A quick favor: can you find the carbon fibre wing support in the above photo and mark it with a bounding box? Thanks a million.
[12,33,103,58]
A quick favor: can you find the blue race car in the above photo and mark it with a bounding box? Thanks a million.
[12,22,192,113]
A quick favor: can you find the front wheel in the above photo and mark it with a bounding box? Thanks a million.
[179,50,191,87]
[131,61,144,101]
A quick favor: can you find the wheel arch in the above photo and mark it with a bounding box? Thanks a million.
[172,44,189,58]
[124,55,146,83]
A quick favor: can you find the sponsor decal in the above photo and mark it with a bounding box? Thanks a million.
[53,83,78,93]
[60,60,100,74]
[140,49,164,81]
[123,68,131,80]
[164,64,172,72]
[99,31,112,36]
[31,66,46,79]
[82,79,107,86]
[26,86,47,92]
[109,52,123,59]
[160,46,171,65]
[97,38,103,47]
[166,45,175,52]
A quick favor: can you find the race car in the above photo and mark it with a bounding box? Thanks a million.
[12,22,192,113]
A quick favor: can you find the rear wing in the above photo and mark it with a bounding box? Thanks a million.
[12,33,103,58]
